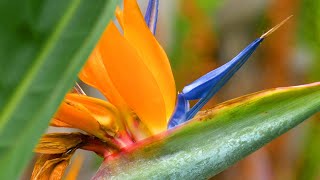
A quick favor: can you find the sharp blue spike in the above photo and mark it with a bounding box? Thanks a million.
[144,0,159,35]
[184,38,264,120]
[166,17,290,128]
[168,93,190,129]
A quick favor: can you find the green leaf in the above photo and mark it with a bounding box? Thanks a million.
[298,0,320,81]
[0,0,118,179]
[297,118,320,179]
[94,82,320,179]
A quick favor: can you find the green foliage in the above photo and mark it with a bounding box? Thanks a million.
[169,14,191,69]
[93,83,320,179]
[0,0,118,179]
[297,2,320,178]
[298,118,320,180]
[298,0,320,81]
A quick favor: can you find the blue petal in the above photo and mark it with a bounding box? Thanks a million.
[184,38,264,120]
[144,0,159,35]
[168,93,190,129]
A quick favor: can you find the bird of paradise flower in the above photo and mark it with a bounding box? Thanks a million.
[31,0,292,179]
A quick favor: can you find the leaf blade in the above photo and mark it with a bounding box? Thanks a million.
[94,82,320,179]
[0,0,118,179]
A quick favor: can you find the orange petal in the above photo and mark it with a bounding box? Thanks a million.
[64,154,84,180]
[79,49,127,109]
[54,94,121,140]
[98,22,167,134]
[115,6,124,29]
[55,98,101,136]
[79,51,148,139]
[50,118,73,128]
[123,0,176,121]
[65,93,122,136]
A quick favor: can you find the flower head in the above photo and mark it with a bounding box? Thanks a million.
[79,0,176,135]
[32,0,291,179]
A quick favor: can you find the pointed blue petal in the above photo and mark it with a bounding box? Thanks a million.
[168,93,190,129]
[184,38,264,120]
[144,0,159,35]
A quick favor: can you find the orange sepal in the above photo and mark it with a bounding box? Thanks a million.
[122,0,176,121]
[115,6,124,29]
[79,48,127,109]
[54,98,103,139]
[53,94,121,141]
[65,93,122,137]
[78,0,177,134]
[64,155,84,180]
[50,118,73,128]
[98,22,167,134]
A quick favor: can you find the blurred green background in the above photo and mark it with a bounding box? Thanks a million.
[24,0,319,179]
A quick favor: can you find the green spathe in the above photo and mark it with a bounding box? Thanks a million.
[94,82,320,180]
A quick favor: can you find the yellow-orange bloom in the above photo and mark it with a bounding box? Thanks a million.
[51,94,121,141]
[79,0,176,134]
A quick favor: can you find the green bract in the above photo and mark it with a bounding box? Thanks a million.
[94,83,320,179]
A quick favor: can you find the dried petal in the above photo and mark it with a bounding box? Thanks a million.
[49,159,69,180]
[31,154,72,180]
[34,133,83,154]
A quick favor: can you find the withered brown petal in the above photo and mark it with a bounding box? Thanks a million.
[31,154,72,180]
[34,133,84,154]
[49,159,70,180]
[31,154,59,179]
[31,150,75,180]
